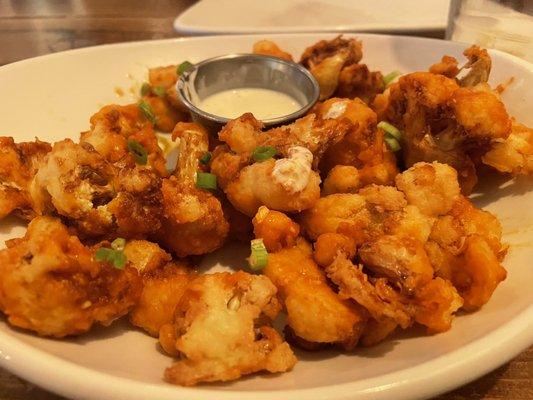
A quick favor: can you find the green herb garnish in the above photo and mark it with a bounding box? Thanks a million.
[138,100,157,125]
[152,86,166,97]
[377,121,402,140]
[196,172,217,191]
[95,246,127,269]
[140,82,151,97]
[252,146,277,162]
[248,238,268,271]
[127,139,148,165]
[383,71,401,86]
[177,61,194,75]
[199,152,212,165]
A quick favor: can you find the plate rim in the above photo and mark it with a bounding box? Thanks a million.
[172,0,448,34]
[0,33,532,400]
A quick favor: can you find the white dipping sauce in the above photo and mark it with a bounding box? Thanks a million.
[197,88,302,120]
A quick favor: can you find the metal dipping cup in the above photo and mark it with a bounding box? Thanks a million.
[176,54,320,133]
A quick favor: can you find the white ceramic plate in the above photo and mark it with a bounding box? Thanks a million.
[174,0,449,35]
[0,33,532,400]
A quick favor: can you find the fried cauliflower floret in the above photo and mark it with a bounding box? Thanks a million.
[0,137,51,220]
[358,235,434,295]
[322,165,361,195]
[225,154,321,217]
[252,208,365,349]
[429,55,460,78]
[266,238,365,349]
[123,239,172,274]
[252,206,300,252]
[252,40,293,61]
[326,255,412,328]
[395,161,460,217]
[336,63,384,103]
[0,217,141,337]
[427,196,506,310]
[219,113,351,165]
[299,193,367,240]
[155,123,229,256]
[130,261,194,336]
[300,36,367,100]
[30,139,163,239]
[141,95,188,133]
[482,122,533,174]
[382,51,516,193]
[315,98,398,185]
[326,254,462,334]
[313,232,356,267]
[160,271,296,386]
[82,104,167,176]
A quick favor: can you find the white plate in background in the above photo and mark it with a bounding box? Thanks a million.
[174,0,450,35]
[0,33,532,400]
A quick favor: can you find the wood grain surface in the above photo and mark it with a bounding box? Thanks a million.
[0,1,531,399]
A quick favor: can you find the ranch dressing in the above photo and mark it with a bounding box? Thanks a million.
[198,88,302,120]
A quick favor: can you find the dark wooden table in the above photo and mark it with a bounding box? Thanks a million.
[0,1,531,399]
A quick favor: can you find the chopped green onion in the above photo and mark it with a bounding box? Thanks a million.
[152,86,166,97]
[384,136,401,152]
[377,121,402,140]
[140,82,151,97]
[248,238,268,271]
[127,139,148,165]
[177,61,194,75]
[252,146,277,162]
[196,172,217,191]
[95,247,127,269]
[111,237,126,251]
[200,152,212,165]
[138,100,157,125]
[383,71,401,86]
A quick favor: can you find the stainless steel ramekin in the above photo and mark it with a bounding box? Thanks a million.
[176,54,320,133]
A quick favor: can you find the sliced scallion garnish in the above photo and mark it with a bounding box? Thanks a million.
[140,82,151,97]
[152,86,166,97]
[383,71,401,86]
[248,238,268,271]
[200,152,212,165]
[177,61,194,75]
[384,136,401,152]
[127,139,148,165]
[377,121,402,140]
[95,247,127,269]
[196,172,217,191]
[138,100,157,125]
[252,146,277,162]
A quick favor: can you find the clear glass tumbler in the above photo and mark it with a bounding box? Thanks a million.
[447,0,533,62]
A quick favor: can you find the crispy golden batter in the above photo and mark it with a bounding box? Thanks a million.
[82,104,168,177]
[212,113,352,216]
[253,207,365,349]
[0,137,51,220]
[30,139,163,239]
[395,161,461,217]
[482,122,533,174]
[141,95,188,133]
[148,65,190,113]
[252,40,293,61]
[326,254,463,334]
[130,261,194,336]
[123,239,172,274]
[0,217,141,337]
[426,196,507,310]
[300,35,383,101]
[160,271,296,386]
[315,98,398,185]
[380,48,518,193]
[155,123,229,256]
